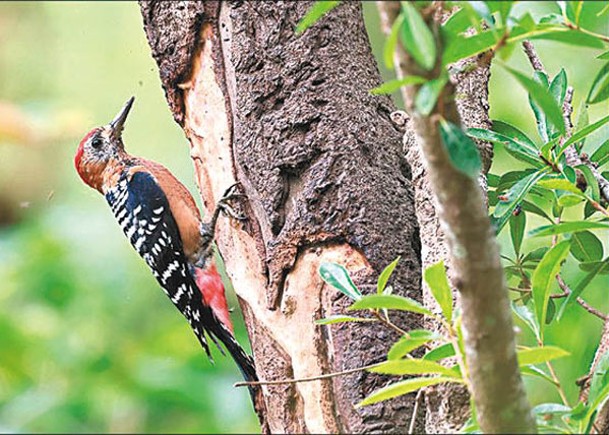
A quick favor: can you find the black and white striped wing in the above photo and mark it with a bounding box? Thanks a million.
[105,171,212,357]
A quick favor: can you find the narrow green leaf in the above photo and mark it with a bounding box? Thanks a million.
[423,343,456,362]
[533,403,572,415]
[529,70,550,142]
[598,50,609,61]
[415,75,448,116]
[536,178,584,195]
[517,345,570,366]
[370,359,459,378]
[388,330,441,360]
[503,65,565,137]
[579,260,609,275]
[512,303,541,341]
[510,211,526,257]
[384,14,404,70]
[571,230,603,262]
[576,165,600,202]
[550,68,567,106]
[315,315,375,325]
[439,119,482,179]
[443,29,497,65]
[370,76,427,96]
[557,194,583,208]
[589,351,609,409]
[492,120,539,150]
[521,365,557,385]
[492,170,547,234]
[424,261,453,322]
[532,240,571,332]
[467,127,541,167]
[591,139,609,167]
[319,262,362,300]
[521,200,553,222]
[377,256,401,294]
[295,1,340,34]
[530,221,609,237]
[400,2,437,71]
[441,7,473,38]
[349,294,432,316]
[588,62,609,104]
[357,376,457,407]
[559,114,609,155]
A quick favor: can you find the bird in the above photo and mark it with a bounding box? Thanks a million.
[73,96,258,392]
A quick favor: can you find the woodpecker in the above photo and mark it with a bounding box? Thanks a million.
[74,97,257,390]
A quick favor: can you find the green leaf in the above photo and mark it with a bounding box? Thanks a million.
[579,260,609,274]
[441,7,474,38]
[400,1,437,71]
[589,351,609,409]
[492,120,539,150]
[503,65,565,137]
[598,50,609,61]
[357,376,457,407]
[423,343,456,361]
[588,62,609,104]
[415,75,448,116]
[517,345,570,366]
[512,303,541,341]
[319,263,362,300]
[550,68,567,106]
[521,365,557,385]
[557,194,583,208]
[295,1,340,34]
[439,119,482,179]
[529,221,609,237]
[532,240,571,332]
[576,164,600,202]
[510,211,526,257]
[370,359,459,378]
[571,231,603,262]
[370,76,427,95]
[558,114,609,155]
[384,14,404,70]
[315,315,374,325]
[377,257,401,294]
[529,70,550,142]
[388,330,441,360]
[423,261,453,323]
[533,403,572,415]
[591,138,609,167]
[443,29,497,65]
[536,178,584,195]
[348,294,432,316]
[467,127,541,167]
[492,170,548,234]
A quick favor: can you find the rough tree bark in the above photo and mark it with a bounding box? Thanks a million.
[140,1,425,433]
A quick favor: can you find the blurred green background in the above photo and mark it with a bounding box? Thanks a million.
[0,1,608,433]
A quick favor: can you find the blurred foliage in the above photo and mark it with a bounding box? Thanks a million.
[1,0,608,433]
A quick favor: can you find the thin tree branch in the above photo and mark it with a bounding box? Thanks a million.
[556,275,607,321]
[377,2,535,433]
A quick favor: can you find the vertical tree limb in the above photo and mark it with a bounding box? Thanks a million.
[376,2,535,433]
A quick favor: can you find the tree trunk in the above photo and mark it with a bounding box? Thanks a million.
[139,1,424,433]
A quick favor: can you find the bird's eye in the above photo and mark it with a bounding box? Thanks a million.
[91,137,103,149]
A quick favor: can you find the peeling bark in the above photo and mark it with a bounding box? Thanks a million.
[140,1,423,432]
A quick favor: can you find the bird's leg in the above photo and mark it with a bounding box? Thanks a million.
[196,183,247,267]
[208,183,247,233]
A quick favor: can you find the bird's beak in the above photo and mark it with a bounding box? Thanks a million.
[109,96,135,140]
